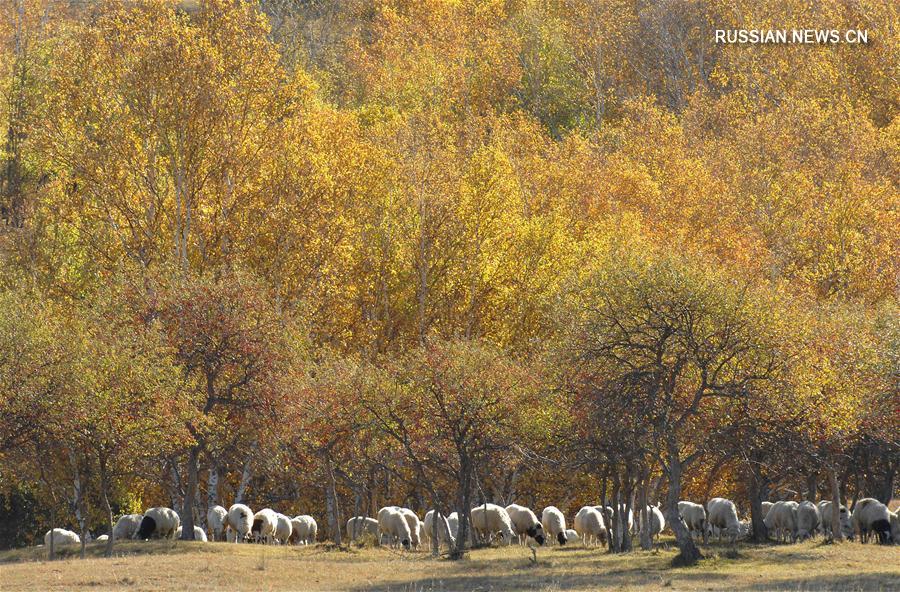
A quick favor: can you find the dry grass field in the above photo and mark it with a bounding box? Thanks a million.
[1,538,898,592]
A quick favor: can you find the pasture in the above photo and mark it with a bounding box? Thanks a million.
[1,539,897,592]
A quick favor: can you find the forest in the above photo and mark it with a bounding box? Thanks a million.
[0,0,897,567]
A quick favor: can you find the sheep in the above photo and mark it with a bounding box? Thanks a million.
[95,534,109,543]
[44,528,80,547]
[763,501,798,543]
[423,510,456,550]
[573,506,607,547]
[602,505,634,537]
[890,511,900,544]
[564,529,580,543]
[678,501,707,543]
[447,512,459,539]
[852,498,893,544]
[505,504,546,545]
[378,507,412,549]
[707,497,741,544]
[226,503,253,543]
[795,501,820,540]
[207,505,228,541]
[174,525,208,542]
[817,501,852,540]
[112,514,142,541]
[471,503,516,546]
[635,505,665,540]
[251,508,278,544]
[541,506,567,546]
[273,513,293,544]
[346,516,379,543]
[761,501,774,519]
[135,507,180,540]
[396,508,422,549]
[290,515,317,545]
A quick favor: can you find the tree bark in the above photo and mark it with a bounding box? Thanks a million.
[747,470,769,543]
[806,472,817,502]
[235,443,256,504]
[666,456,701,565]
[452,456,472,560]
[324,453,342,545]
[181,444,200,540]
[99,453,115,557]
[829,467,844,542]
[638,473,651,551]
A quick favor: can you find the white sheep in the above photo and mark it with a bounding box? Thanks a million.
[761,501,774,519]
[135,507,180,540]
[890,511,900,544]
[290,515,317,545]
[677,501,707,543]
[44,528,80,547]
[207,505,228,541]
[95,534,109,543]
[635,505,665,540]
[396,508,422,549]
[423,510,456,550]
[447,512,459,539]
[817,501,852,540]
[541,506,567,546]
[763,500,798,543]
[226,503,253,543]
[707,497,740,544]
[573,506,607,547]
[273,513,293,544]
[174,525,208,542]
[378,507,412,549]
[113,514,142,541]
[346,516,379,542]
[852,498,893,544]
[505,504,546,545]
[471,503,516,546]
[795,501,820,540]
[251,508,278,544]
[564,528,580,543]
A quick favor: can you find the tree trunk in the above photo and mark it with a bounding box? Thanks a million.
[70,452,88,559]
[638,473,651,551]
[666,456,701,565]
[806,472,817,502]
[324,453,342,545]
[181,444,200,540]
[747,470,769,543]
[99,454,115,557]
[829,467,844,542]
[452,457,472,560]
[235,443,256,504]
[876,461,894,505]
[207,461,220,510]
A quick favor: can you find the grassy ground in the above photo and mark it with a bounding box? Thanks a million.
[1,537,897,592]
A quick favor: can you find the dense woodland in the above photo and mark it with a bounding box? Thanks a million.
[0,0,897,564]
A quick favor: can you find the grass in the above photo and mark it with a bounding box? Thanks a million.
[1,537,897,591]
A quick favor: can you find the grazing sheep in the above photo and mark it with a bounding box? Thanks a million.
[423,510,456,550]
[290,515,317,545]
[795,501,820,540]
[763,501,798,543]
[207,505,228,541]
[175,525,208,542]
[135,507,180,540]
[573,506,607,547]
[678,501,707,543]
[852,498,893,544]
[95,534,109,543]
[817,501,852,540]
[226,504,253,543]
[346,516,379,542]
[44,528,80,547]
[273,513,293,544]
[541,506,567,546]
[890,511,900,544]
[471,503,516,546]
[505,504,546,545]
[378,507,412,549]
[564,529,580,543]
[113,514,143,541]
[761,501,774,519]
[636,505,665,540]
[251,508,278,544]
[707,498,741,544]
[396,508,422,549]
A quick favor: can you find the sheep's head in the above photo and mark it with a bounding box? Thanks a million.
[556,531,567,545]
[401,538,411,549]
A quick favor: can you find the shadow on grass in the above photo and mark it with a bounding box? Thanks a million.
[740,573,900,591]
[0,540,221,564]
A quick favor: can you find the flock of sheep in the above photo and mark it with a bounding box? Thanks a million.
[41,495,899,553]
